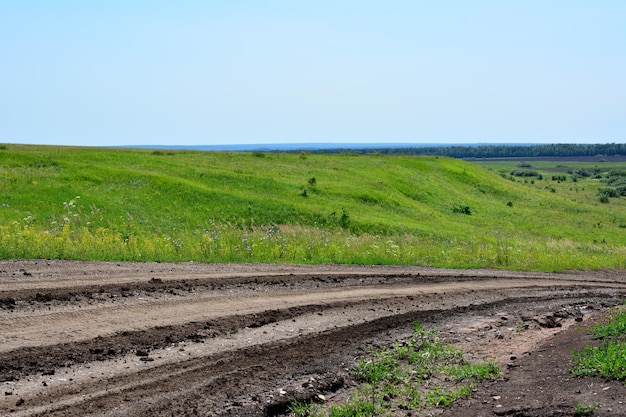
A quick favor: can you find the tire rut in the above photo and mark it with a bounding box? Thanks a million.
[2,262,626,416]
[4,289,624,416]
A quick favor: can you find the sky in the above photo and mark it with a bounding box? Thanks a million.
[1,1,625,147]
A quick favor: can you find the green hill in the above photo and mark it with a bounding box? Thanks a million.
[1,144,624,270]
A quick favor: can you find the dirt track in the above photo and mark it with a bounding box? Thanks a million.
[1,260,626,416]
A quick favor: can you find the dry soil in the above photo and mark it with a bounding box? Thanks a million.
[1,260,625,416]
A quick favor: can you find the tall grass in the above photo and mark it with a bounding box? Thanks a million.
[1,145,625,270]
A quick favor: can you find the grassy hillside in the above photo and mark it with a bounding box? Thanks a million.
[1,144,624,270]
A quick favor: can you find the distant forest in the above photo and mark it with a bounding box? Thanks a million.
[303,143,626,159]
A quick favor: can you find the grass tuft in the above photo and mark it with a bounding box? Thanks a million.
[573,402,600,416]
[571,303,626,381]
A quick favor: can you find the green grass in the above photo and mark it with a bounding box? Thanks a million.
[571,304,626,381]
[475,158,626,207]
[290,322,500,416]
[1,144,626,269]
[573,402,600,416]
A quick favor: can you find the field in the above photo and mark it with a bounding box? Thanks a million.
[1,145,626,270]
[2,146,626,416]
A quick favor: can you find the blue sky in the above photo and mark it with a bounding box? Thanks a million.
[1,1,624,146]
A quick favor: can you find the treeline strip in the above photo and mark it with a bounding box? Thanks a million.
[293,143,626,158]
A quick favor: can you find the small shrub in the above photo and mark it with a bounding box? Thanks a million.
[598,187,617,203]
[572,168,592,178]
[607,169,626,178]
[605,175,626,196]
[598,187,618,198]
[510,169,539,177]
[339,208,350,228]
[452,204,472,215]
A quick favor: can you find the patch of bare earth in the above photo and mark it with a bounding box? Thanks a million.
[0,260,625,416]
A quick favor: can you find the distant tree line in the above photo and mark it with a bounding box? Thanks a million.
[300,143,626,158]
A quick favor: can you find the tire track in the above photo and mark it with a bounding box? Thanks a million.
[1,262,625,416]
[7,290,623,417]
[2,279,623,352]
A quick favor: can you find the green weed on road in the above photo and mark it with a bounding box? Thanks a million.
[571,303,626,381]
[290,322,500,416]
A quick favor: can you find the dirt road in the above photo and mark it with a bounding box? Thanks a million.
[1,260,625,416]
